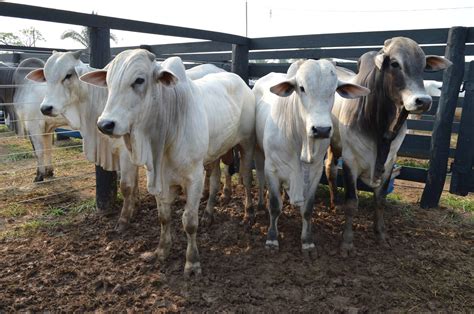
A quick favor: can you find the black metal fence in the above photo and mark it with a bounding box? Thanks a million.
[1,2,473,208]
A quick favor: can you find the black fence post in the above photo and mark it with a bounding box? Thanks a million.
[89,26,118,213]
[231,44,249,84]
[450,61,474,196]
[420,27,467,208]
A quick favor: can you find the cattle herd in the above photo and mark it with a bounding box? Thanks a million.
[2,36,451,277]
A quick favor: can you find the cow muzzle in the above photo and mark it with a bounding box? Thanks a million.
[40,105,56,117]
[405,95,432,113]
[310,126,332,139]
[97,119,116,135]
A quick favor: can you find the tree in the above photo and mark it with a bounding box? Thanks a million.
[0,27,45,47]
[19,27,45,47]
[0,32,22,46]
[60,27,118,48]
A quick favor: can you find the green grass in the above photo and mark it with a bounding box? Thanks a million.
[55,138,83,153]
[0,204,29,218]
[396,158,430,169]
[1,143,35,162]
[441,194,474,212]
[0,198,96,240]
[0,125,10,133]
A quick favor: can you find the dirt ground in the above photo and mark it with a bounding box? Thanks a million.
[0,137,473,312]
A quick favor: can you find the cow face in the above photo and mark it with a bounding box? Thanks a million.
[374,37,452,114]
[81,49,158,137]
[27,50,87,129]
[270,59,369,162]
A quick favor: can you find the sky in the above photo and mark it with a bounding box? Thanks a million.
[0,0,473,49]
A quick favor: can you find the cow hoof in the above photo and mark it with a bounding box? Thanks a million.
[221,190,231,205]
[200,211,214,227]
[184,262,202,278]
[114,221,130,233]
[33,174,44,182]
[44,167,54,178]
[265,240,279,251]
[376,234,391,248]
[302,243,318,260]
[156,247,170,262]
[140,251,157,263]
[340,242,355,258]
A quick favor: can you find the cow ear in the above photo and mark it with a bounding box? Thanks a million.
[425,55,452,72]
[26,68,46,82]
[72,50,82,60]
[336,81,370,99]
[79,70,107,87]
[156,69,179,86]
[375,53,385,70]
[270,78,296,97]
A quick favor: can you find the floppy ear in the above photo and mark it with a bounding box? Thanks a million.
[375,53,385,70]
[425,55,452,72]
[26,68,46,82]
[336,80,370,99]
[270,77,296,97]
[79,70,107,87]
[156,69,179,86]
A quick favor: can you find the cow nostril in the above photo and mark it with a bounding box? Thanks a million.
[97,120,115,135]
[415,97,432,107]
[311,126,332,139]
[40,106,53,116]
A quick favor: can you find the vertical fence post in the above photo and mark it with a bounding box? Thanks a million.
[450,61,474,196]
[420,27,467,208]
[231,44,249,83]
[89,26,118,213]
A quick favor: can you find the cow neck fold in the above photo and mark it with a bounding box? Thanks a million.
[131,80,193,196]
[79,82,120,172]
[353,56,408,182]
[272,92,310,161]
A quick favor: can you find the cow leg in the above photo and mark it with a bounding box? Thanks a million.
[373,170,392,246]
[183,166,205,277]
[325,146,339,211]
[221,164,232,205]
[42,132,54,178]
[239,141,255,227]
[255,147,266,212]
[115,158,140,233]
[202,167,211,200]
[27,128,46,182]
[341,162,359,257]
[201,160,220,227]
[265,172,282,250]
[301,191,317,259]
[156,186,177,261]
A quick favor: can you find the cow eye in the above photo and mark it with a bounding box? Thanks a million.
[391,61,400,69]
[300,86,305,93]
[133,78,145,86]
[64,73,72,80]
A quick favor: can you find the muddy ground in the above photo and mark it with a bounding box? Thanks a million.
[1,179,473,312]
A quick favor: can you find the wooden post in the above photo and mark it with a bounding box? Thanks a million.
[89,26,118,213]
[231,44,249,84]
[450,61,474,196]
[420,27,467,208]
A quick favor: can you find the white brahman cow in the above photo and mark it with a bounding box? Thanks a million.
[27,51,140,232]
[254,59,369,257]
[80,50,256,277]
[1,58,69,182]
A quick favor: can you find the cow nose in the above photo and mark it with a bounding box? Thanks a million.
[97,120,115,135]
[415,96,432,111]
[311,126,332,139]
[41,105,53,116]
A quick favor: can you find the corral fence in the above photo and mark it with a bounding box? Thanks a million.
[0,2,473,210]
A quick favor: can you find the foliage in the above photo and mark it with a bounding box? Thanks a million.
[0,27,45,47]
[441,194,474,212]
[60,27,118,48]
